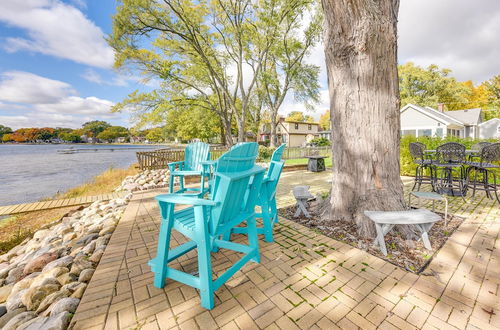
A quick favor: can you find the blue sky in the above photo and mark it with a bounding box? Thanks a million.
[0,0,499,129]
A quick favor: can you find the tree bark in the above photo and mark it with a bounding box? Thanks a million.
[322,0,405,238]
[270,112,278,147]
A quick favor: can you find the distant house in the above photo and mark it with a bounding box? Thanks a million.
[478,118,500,139]
[318,130,332,141]
[400,104,484,138]
[260,117,319,147]
[115,137,127,143]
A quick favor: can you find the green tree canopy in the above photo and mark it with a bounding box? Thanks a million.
[286,111,314,122]
[82,121,111,137]
[319,110,330,130]
[0,125,13,140]
[59,132,82,143]
[398,62,470,110]
[97,126,129,142]
[108,0,320,145]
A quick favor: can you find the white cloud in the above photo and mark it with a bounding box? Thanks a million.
[81,69,129,87]
[0,71,117,128]
[0,0,114,68]
[0,71,75,103]
[302,0,500,88]
[398,0,500,83]
[35,96,114,116]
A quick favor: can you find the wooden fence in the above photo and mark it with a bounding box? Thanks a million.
[136,146,331,170]
[136,147,229,170]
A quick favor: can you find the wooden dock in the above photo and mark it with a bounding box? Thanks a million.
[0,192,127,217]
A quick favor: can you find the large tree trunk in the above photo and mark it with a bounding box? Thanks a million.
[270,113,278,148]
[322,0,405,238]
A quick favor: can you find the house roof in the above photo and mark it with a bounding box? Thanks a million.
[444,108,482,125]
[401,104,463,126]
[478,117,500,126]
[284,120,319,125]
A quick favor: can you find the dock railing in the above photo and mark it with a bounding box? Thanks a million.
[136,145,331,170]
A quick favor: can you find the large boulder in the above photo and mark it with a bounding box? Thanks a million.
[17,316,48,330]
[43,311,72,330]
[42,256,73,273]
[36,291,67,314]
[2,311,36,330]
[69,257,93,276]
[21,284,60,311]
[5,266,24,285]
[0,307,27,328]
[6,289,27,311]
[23,252,59,276]
[50,297,80,316]
[0,284,13,303]
[78,268,94,283]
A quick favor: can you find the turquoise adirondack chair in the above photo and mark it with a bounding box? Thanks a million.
[168,142,211,195]
[149,143,265,309]
[230,144,286,242]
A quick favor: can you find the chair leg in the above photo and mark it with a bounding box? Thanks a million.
[169,174,175,193]
[491,171,500,203]
[153,203,174,288]
[247,215,260,263]
[194,206,214,309]
[261,199,273,243]
[270,197,279,224]
[412,166,419,191]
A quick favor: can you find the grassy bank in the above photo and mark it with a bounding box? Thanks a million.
[0,165,138,254]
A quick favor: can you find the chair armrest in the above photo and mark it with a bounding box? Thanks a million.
[155,193,219,206]
[168,161,185,171]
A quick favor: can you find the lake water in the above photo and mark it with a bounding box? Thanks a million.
[0,144,162,206]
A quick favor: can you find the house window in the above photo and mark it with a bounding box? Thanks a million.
[435,128,443,137]
[401,129,416,137]
[308,124,311,130]
[417,129,432,137]
[282,135,287,142]
[294,123,299,129]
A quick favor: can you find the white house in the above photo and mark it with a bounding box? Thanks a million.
[400,104,484,138]
[478,118,500,139]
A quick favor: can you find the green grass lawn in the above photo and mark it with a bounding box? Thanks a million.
[285,157,332,167]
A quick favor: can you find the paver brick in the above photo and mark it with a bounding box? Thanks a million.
[70,173,500,330]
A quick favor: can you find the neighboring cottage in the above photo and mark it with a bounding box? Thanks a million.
[400,104,492,138]
[478,118,500,139]
[260,117,319,147]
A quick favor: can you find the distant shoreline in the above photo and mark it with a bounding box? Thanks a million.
[0,142,170,146]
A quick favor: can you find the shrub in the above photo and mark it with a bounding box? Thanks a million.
[310,137,331,146]
[258,145,275,161]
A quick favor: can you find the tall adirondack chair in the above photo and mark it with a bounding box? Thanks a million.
[231,144,286,242]
[168,142,210,195]
[149,143,265,309]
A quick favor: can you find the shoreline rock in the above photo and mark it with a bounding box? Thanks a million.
[0,190,132,329]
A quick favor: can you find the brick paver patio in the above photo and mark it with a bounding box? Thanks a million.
[71,170,499,329]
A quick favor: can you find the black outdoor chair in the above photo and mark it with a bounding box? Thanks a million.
[409,142,436,191]
[466,143,500,203]
[434,142,467,198]
[468,142,492,161]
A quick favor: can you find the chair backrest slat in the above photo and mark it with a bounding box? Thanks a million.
[436,142,465,163]
[480,143,500,165]
[409,142,426,162]
[271,144,286,162]
[207,143,264,233]
[184,142,210,171]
